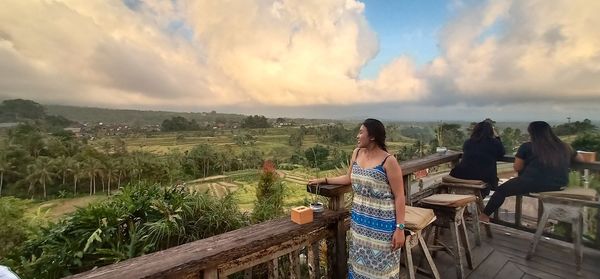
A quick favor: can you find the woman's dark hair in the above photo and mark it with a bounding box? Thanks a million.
[362,118,387,151]
[528,121,571,167]
[471,121,494,142]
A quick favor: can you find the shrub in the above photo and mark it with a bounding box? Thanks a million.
[0,197,40,259]
[3,182,248,279]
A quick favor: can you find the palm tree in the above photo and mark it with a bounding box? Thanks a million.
[85,158,102,195]
[70,160,85,195]
[104,158,118,196]
[0,151,15,196]
[25,156,56,199]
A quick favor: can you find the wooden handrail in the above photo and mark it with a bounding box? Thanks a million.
[68,210,348,279]
[66,151,600,278]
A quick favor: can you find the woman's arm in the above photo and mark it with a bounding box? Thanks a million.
[307,148,357,185]
[513,157,525,172]
[385,156,405,250]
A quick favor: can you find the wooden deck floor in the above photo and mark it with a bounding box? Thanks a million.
[412,225,600,279]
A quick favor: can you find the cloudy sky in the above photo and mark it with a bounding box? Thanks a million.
[1,0,599,121]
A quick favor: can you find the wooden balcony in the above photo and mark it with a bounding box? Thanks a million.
[68,152,600,279]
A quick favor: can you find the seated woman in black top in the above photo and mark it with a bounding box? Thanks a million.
[480,121,584,223]
[449,121,505,197]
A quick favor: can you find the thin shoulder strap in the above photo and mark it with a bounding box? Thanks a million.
[352,148,361,164]
[381,154,392,166]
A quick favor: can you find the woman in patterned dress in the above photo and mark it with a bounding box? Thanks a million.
[309,118,406,279]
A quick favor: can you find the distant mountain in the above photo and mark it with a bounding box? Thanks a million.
[45,104,247,126]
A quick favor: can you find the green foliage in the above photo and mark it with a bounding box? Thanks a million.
[161,116,202,131]
[571,133,600,153]
[304,145,329,169]
[288,129,304,148]
[554,119,597,136]
[2,183,248,278]
[400,126,434,142]
[316,123,356,145]
[0,197,40,259]
[431,123,465,150]
[241,115,270,129]
[0,99,46,121]
[395,140,427,161]
[233,133,256,146]
[500,127,524,153]
[252,162,284,223]
[45,104,247,127]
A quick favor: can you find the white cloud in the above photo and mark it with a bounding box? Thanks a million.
[0,0,424,109]
[0,0,598,113]
[429,0,600,104]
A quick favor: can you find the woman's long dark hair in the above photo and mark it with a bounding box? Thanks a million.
[362,118,387,151]
[528,121,571,168]
[471,121,494,142]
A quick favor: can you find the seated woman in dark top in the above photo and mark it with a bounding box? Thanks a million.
[480,121,584,223]
[449,121,505,197]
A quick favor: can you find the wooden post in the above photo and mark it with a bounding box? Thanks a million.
[267,258,279,279]
[204,268,218,279]
[329,193,348,279]
[289,250,300,279]
[307,241,320,279]
[596,208,600,249]
[403,174,412,205]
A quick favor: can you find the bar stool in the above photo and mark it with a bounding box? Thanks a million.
[403,206,440,279]
[418,194,477,279]
[527,187,598,275]
[440,175,492,245]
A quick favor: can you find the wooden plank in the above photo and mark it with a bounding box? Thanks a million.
[306,184,352,198]
[267,259,278,279]
[68,210,348,279]
[400,151,462,175]
[494,261,524,279]
[218,227,331,276]
[466,251,510,279]
[203,268,218,279]
[289,250,300,279]
[307,241,320,279]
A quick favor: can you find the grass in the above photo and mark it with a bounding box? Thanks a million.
[26,195,107,221]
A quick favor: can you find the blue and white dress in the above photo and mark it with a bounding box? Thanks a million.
[348,155,400,279]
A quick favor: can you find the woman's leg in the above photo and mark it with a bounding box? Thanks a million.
[483,177,532,216]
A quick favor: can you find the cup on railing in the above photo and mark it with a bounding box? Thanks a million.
[436,147,448,155]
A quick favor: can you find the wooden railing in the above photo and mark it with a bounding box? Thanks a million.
[491,155,600,249]
[69,152,463,279]
[67,151,600,278]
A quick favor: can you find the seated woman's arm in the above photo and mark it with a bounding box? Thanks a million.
[513,157,525,172]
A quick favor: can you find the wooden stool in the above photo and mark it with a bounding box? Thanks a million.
[419,194,477,279]
[527,187,598,275]
[440,175,492,245]
[403,206,440,279]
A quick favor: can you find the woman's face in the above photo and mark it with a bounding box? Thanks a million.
[356,125,371,148]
